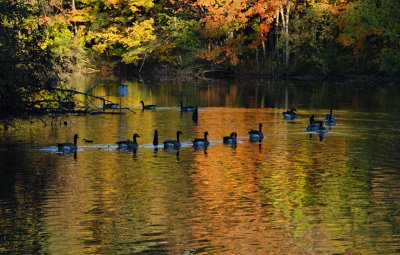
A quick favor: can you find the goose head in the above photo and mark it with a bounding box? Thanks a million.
[133,133,140,142]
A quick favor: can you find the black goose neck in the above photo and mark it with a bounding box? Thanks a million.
[153,130,158,146]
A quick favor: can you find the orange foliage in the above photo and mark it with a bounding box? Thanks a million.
[39,16,49,26]
[194,0,280,65]
[200,39,240,65]
[247,0,279,46]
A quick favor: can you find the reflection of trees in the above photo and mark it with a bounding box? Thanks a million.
[0,150,69,254]
[2,77,400,254]
[72,75,400,112]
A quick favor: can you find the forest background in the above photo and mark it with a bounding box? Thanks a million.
[0,0,399,122]
[2,0,400,77]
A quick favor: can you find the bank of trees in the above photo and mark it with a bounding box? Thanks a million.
[0,0,71,123]
[2,0,400,78]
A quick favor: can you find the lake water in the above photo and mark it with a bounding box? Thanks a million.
[1,75,400,254]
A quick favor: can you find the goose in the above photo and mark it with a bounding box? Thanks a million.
[83,138,93,143]
[102,100,119,110]
[117,133,140,150]
[163,131,183,149]
[140,100,156,110]
[316,121,328,135]
[193,131,210,148]
[306,115,322,132]
[283,108,298,120]
[223,132,237,144]
[192,107,198,123]
[153,130,159,146]
[325,108,336,121]
[325,109,336,126]
[57,134,79,152]
[180,102,196,112]
[249,123,264,142]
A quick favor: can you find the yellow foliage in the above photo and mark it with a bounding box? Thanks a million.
[129,0,154,11]
[104,0,120,6]
[122,19,156,48]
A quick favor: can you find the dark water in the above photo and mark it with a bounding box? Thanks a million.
[1,76,400,254]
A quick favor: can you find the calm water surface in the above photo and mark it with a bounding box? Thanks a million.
[1,76,400,254]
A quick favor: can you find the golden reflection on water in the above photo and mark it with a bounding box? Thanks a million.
[1,78,400,254]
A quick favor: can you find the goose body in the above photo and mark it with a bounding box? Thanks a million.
[306,122,322,132]
[180,102,196,112]
[102,100,119,110]
[103,103,119,109]
[57,134,79,152]
[283,108,298,120]
[163,131,182,149]
[193,131,210,148]
[325,119,336,126]
[249,123,264,142]
[223,132,237,144]
[117,133,140,150]
[140,100,156,110]
[306,115,322,132]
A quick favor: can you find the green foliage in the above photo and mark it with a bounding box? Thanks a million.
[339,0,400,74]
[380,48,400,74]
[289,2,341,75]
[0,0,67,121]
[153,16,203,67]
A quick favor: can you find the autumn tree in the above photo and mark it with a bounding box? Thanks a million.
[148,0,204,70]
[338,0,400,74]
[0,0,68,123]
[84,0,156,66]
[193,0,279,68]
[11,0,400,76]
[288,1,343,75]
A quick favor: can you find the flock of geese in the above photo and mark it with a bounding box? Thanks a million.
[57,101,337,153]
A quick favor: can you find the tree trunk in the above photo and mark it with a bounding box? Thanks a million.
[285,0,290,68]
[71,0,78,35]
[261,32,266,59]
[279,0,290,68]
[275,9,280,47]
